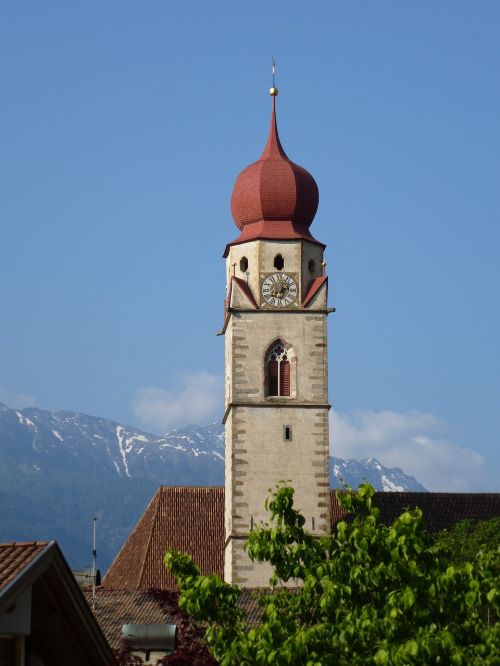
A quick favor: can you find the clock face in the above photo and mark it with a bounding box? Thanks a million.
[261,273,298,307]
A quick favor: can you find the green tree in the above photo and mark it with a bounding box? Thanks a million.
[434,517,500,566]
[164,484,500,665]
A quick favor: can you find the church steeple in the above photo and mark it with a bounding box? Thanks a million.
[260,95,287,160]
[226,91,322,256]
[222,83,331,586]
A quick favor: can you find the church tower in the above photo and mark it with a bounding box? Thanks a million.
[221,87,331,586]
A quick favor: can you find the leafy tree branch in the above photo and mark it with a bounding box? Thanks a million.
[165,483,499,665]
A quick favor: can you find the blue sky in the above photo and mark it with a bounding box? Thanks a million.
[0,2,498,491]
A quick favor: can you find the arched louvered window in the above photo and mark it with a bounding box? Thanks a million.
[267,342,290,397]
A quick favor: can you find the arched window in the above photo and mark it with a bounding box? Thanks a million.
[308,259,316,275]
[266,341,291,396]
[274,254,284,270]
[240,256,248,272]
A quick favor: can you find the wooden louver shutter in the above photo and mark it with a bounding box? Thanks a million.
[268,360,279,396]
[280,361,290,396]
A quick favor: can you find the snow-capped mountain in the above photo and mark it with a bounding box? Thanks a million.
[331,457,426,492]
[0,402,425,490]
[0,402,426,570]
[0,402,224,483]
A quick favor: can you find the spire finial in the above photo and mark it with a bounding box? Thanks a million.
[269,57,278,97]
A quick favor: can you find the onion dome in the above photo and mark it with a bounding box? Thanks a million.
[225,94,322,255]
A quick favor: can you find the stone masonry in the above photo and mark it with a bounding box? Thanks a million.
[223,239,331,586]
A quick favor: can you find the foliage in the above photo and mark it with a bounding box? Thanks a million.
[165,483,500,665]
[111,589,216,666]
[434,517,500,566]
[148,588,216,665]
[112,643,143,666]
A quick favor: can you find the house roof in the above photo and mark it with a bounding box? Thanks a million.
[366,492,500,531]
[103,487,500,591]
[103,486,224,590]
[0,541,49,592]
[82,588,170,649]
[83,586,264,652]
[0,540,113,665]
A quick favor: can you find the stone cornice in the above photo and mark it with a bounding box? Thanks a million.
[216,307,336,336]
[222,401,331,425]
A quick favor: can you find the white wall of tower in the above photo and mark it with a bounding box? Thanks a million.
[226,239,325,306]
[223,237,331,586]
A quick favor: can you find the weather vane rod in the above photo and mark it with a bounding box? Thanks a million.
[270,57,278,96]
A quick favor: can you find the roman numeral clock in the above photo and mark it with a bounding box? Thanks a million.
[220,86,331,587]
[261,272,298,308]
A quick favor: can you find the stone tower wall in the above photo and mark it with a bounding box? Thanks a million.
[223,294,330,585]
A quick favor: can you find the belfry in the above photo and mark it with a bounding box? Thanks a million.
[221,86,332,585]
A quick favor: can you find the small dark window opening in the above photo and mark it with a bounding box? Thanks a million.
[284,425,292,441]
[274,254,284,270]
[308,259,316,274]
[240,256,248,272]
[312,517,315,530]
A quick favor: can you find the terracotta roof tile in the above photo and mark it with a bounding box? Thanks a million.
[230,97,319,233]
[85,587,269,650]
[330,491,500,532]
[223,221,324,257]
[302,276,327,307]
[104,487,500,591]
[0,542,49,591]
[103,487,224,590]
[237,588,268,626]
[82,588,168,650]
[232,276,259,308]
[377,492,500,532]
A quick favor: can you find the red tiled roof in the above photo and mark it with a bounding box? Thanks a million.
[230,97,319,232]
[223,221,324,257]
[366,492,500,532]
[302,276,328,307]
[0,541,49,591]
[224,97,323,257]
[82,588,169,650]
[84,587,264,651]
[0,541,113,665]
[103,486,224,590]
[237,588,268,626]
[231,276,258,308]
[103,487,500,591]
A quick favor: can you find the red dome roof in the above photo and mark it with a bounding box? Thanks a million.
[226,97,321,255]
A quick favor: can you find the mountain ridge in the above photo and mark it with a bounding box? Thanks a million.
[0,401,426,570]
